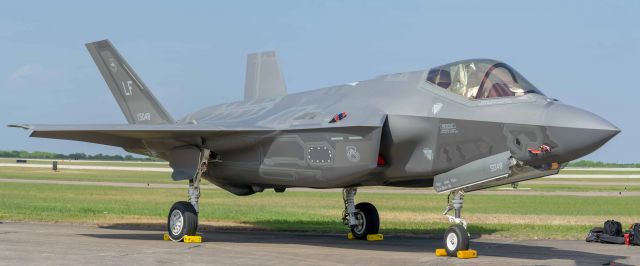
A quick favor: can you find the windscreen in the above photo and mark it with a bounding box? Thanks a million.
[426,59,544,100]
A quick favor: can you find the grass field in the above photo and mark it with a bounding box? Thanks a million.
[0,167,173,183]
[1,164,640,240]
[0,158,168,168]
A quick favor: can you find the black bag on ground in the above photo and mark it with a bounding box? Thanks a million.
[631,223,640,246]
[586,227,603,242]
[599,234,625,244]
[604,220,623,237]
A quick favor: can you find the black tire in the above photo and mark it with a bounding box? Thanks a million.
[350,202,380,240]
[167,201,198,241]
[443,224,470,257]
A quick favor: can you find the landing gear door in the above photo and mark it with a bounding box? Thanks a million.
[434,151,511,193]
[169,145,202,181]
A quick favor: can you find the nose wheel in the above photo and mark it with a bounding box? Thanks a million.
[444,224,469,257]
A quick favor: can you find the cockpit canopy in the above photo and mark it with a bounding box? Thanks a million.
[426,59,544,100]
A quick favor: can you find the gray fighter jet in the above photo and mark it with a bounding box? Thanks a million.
[10,40,620,256]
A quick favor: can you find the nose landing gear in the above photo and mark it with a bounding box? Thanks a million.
[442,189,470,257]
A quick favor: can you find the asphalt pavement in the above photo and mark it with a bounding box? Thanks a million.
[0,222,638,265]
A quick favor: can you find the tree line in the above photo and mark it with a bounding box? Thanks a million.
[0,150,157,161]
[567,160,640,168]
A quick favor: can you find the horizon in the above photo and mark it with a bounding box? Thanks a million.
[1,1,638,162]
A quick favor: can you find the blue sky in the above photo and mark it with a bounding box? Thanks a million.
[0,1,638,162]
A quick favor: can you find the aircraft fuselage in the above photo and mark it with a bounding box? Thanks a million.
[177,68,618,195]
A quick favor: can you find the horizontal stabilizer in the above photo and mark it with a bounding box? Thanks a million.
[244,51,287,101]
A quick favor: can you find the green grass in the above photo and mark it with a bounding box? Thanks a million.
[0,167,174,184]
[2,165,640,240]
[0,158,169,168]
[0,181,638,240]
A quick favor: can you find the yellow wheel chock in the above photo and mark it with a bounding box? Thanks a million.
[347,232,383,241]
[457,249,477,259]
[184,235,203,243]
[435,248,478,259]
[435,249,447,256]
[347,232,355,240]
[163,233,203,243]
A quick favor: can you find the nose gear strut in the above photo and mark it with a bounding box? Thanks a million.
[441,189,471,257]
[443,189,467,229]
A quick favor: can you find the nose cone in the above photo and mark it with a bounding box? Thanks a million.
[544,103,620,162]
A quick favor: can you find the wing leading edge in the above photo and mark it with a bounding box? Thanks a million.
[8,124,266,150]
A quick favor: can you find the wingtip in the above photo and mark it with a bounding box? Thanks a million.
[7,124,32,130]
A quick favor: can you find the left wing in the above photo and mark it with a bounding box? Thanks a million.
[10,115,387,181]
[8,123,269,155]
[9,120,384,155]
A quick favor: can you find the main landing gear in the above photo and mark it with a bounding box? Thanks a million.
[342,187,380,239]
[167,149,210,241]
[442,189,470,256]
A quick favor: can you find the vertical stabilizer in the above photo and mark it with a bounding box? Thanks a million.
[86,39,174,124]
[244,51,287,101]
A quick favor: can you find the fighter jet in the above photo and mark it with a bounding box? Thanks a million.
[10,40,620,256]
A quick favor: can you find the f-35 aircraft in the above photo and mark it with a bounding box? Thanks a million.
[11,40,620,256]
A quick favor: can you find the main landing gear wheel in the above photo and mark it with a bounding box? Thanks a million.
[342,187,380,240]
[166,148,210,242]
[443,224,469,257]
[167,201,198,241]
[350,202,380,240]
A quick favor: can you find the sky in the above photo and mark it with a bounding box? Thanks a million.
[0,1,638,162]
